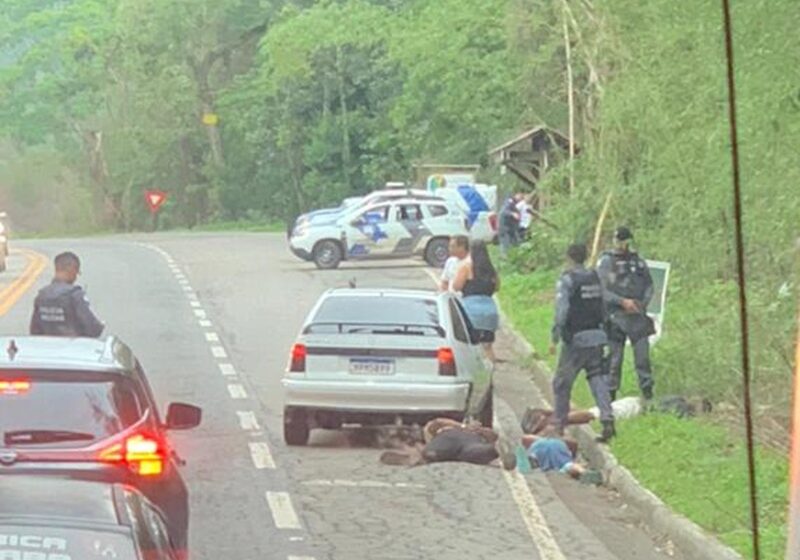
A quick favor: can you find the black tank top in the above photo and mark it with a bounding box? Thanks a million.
[463,277,496,297]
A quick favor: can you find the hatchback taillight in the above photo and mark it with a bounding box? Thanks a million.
[289,343,307,373]
[99,433,165,477]
[438,347,457,376]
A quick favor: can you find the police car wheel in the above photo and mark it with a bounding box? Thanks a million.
[424,237,450,267]
[284,407,310,446]
[313,240,343,269]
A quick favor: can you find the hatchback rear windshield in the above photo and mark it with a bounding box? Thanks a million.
[0,371,143,447]
[308,296,442,336]
[0,525,138,560]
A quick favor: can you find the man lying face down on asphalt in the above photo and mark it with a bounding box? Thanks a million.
[380,418,516,470]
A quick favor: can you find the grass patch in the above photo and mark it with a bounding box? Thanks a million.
[496,267,788,558]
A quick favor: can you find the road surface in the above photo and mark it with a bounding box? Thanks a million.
[0,234,683,560]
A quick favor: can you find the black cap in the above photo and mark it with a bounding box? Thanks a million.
[614,226,633,241]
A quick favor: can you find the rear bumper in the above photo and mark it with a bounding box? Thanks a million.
[282,378,470,413]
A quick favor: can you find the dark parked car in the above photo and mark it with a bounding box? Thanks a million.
[0,336,202,557]
[0,476,181,559]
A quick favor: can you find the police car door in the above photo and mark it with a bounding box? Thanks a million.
[347,204,391,258]
[388,203,428,257]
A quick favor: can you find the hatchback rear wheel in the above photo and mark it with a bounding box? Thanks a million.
[284,407,310,446]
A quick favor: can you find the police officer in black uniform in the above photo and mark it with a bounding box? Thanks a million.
[30,252,104,338]
[597,226,655,401]
[550,244,615,442]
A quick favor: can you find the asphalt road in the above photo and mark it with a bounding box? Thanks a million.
[0,234,682,560]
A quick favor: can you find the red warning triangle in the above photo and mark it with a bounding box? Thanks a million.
[144,190,168,214]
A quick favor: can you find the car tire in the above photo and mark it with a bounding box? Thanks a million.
[284,408,310,446]
[477,385,494,429]
[424,237,450,267]
[313,240,343,270]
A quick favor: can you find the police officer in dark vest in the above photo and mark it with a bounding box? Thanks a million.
[597,226,655,401]
[30,252,105,338]
[550,244,615,442]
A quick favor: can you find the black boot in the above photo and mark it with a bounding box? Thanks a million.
[596,420,616,443]
[642,386,653,401]
[609,390,617,403]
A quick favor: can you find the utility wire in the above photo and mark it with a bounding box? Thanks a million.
[719,1,760,558]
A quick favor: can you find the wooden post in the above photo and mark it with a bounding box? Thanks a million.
[590,191,613,265]
[562,0,576,196]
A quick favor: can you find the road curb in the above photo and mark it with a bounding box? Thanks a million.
[497,309,743,560]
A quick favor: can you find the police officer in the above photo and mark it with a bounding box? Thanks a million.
[30,252,104,338]
[550,244,615,443]
[597,226,655,401]
[498,192,523,255]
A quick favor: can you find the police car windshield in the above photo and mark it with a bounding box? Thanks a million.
[307,296,443,336]
[0,371,143,447]
[0,525,138,560]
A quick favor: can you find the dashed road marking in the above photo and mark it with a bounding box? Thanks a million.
[237,411,261,431]
[211,345,228,359]
[183,286,194,293]
[227,384,248,399]
[194,309,207,319]
[205,332,220,343]
[190,300,202,308]
[218,363,237,377]
[199,319,212,328]
[288,556,316,560]
[249,442,276,470]
[266,492,302,530]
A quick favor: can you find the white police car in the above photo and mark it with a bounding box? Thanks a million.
[289,197,469,269]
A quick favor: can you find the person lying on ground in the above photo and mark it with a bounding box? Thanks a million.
[380,418,516,470]
[521,429,603,485]
[521,395,712,435]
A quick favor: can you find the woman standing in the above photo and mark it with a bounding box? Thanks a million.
[453,240,500,363]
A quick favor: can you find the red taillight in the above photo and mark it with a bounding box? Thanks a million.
[289,343,307,372]
[99,434,165,477]
[488,213,498,232]
[0,380,30,395]
[438,347,457,376]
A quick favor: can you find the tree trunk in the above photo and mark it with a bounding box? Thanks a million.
[562,0,576,196]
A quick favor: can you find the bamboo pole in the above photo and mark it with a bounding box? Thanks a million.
[589,191,613,265]
[561,0,576,196]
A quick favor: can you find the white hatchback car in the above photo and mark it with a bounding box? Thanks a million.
[282,288,494,445]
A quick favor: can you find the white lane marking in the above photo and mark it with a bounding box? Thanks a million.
[190,301,202,308]
[199,319,212,328]
[302,479,424,489]
[219,363,237,377]
[494,413,567,560]
[423,266,568,560]
[205,332,220,343]
[249,442,276,470]
[187,292,199,302]
[288,557,316,560]
[227,384,248,399]
[211,346,228,359]
[194,309,207,319]
[183,286,194,293]
[237,411,261,431]
[266,492,302,530]
[178,279,190,286]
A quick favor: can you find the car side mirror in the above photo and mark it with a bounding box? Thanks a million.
[165,403,202,430]
[468,328,481,346]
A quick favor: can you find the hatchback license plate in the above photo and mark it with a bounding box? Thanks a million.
[349,358,395,375]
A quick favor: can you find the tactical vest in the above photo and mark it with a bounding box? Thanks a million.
[564,269,604,340]
[605,251,649,300]
[34,285,81,336]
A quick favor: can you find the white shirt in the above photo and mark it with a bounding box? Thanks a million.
[441,256,465,291]
[517,200,532,228]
